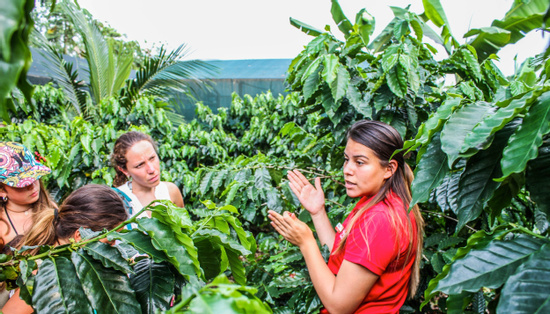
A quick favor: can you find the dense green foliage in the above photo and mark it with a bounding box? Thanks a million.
[1,0,550,313]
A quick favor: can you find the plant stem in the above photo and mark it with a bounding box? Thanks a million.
[27,205,150,261]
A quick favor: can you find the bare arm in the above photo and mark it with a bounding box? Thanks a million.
[165,182,184,208]
[2,289,33,314]
[268,211,378,313]
[287,170,336,250]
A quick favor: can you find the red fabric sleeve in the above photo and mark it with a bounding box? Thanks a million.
[343,210,397,276]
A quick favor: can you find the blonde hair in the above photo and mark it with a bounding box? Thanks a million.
[336,120,424,297]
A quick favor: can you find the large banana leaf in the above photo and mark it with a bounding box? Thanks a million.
[330,0,353,38]
[129,259,176,314]
[466,0,550,61]
[500,91,550,180]
[32,256,94,313]
[71,249,141,313]
[497,244,550,313]
[0,0,34,122]
[433,235,549,295]
[289,17,324,37]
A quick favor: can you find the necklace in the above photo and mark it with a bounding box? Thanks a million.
[5,206,31,216]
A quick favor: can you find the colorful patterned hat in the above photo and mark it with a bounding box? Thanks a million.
[0,142,51,188]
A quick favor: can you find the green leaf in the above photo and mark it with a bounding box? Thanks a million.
[321,55,340,85]
[422,0,450,28]
[303,65,321,101]
[497,244,550,313]
[461,48,482,81]
[434,235,549,295]
[130,259,175,313]
[330,66,350,102]
[199,170,214,195]
[108,230,169,263]
[404,97,461,155]
[381,46,399,72]
[526,140,550,217]
[254,167,272,189]
[440,101,494,167]
[32,256,94,313]
[386,64,407,98]
[467,0,548,61]
[82,242,134,274]
[454,123,514,232]
[266,187,284,213]
[137,218,198,277]
[330,0,353,38]
[0,0,34,118]
[193,229,251,285]
[289,17,324,37]
[355,9,375,45]
[411,135,449,206]
[226,249,247,286]
[500,91,550,180]
[71,250,141,313]
[195,238,225,280]
[462,93,531,153]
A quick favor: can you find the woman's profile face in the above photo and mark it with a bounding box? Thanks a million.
[122,140,161,189]
[0,180,40,207]
[343,139,393,198]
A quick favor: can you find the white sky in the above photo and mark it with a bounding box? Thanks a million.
[78,0,548,76]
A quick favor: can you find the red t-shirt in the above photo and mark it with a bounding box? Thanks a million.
[321,193,418,314]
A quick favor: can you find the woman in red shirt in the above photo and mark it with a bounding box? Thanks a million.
[269,120,424,313]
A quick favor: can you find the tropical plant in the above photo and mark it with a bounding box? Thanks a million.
[0,0,35,122]
[0,200,263,313]
[31,0,215,120]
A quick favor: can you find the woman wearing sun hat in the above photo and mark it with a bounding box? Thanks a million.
[0,142,55,248]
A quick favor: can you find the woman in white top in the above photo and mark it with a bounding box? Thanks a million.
[111,131,184,218]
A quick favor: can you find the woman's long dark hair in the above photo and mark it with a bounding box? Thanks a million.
[336,120,424,297]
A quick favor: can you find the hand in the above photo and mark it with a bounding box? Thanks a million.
[287,170,325,216]
[268,210,315,247]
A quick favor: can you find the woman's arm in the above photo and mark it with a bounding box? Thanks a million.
[166,182,184,208]
[269,211,378,313]
[287,170,335,250]
[2,289,33,314]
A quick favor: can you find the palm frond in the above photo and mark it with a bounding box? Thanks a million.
[31,29,88,114]
[122,44,217,107]
[62,1,131,104]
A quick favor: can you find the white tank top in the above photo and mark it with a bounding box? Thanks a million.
[117,181,171,219]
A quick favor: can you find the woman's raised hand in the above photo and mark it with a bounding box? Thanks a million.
[287,170,325,216]
[268,210,314,247]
